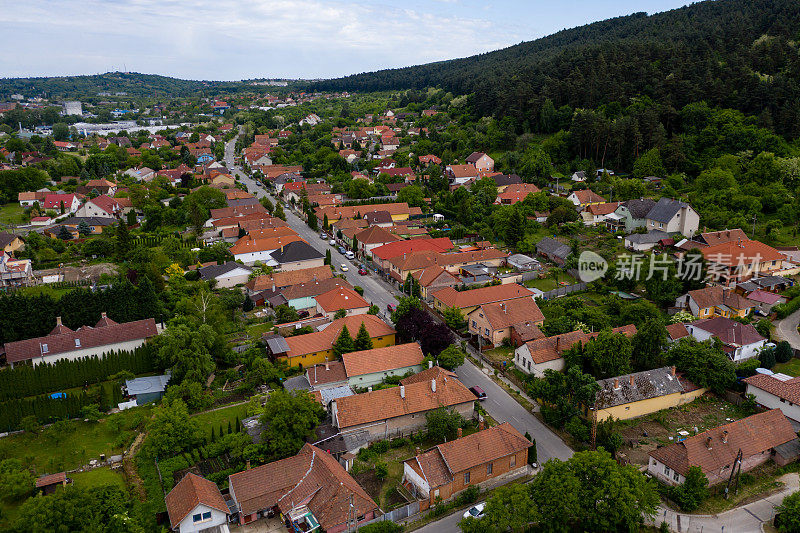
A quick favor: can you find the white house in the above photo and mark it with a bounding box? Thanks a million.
[644,198,700,238]
[743,373,800,423]
[685,317,767,362]
[198,262,253,288]
[165,473,230,533]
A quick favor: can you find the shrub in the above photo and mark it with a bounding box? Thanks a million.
[565,416,590,443]
[670,466,709,511]
[456,485,480,506]
[391,437,409,448]
[371,440,390,453]
[357,448,376,462]
[375,462,388,480]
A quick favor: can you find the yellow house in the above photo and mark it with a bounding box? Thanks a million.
[270,314,396,368]
[592,366,706,422]
[675,286,755,319]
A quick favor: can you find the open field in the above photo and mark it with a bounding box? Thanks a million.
[0,203,26,226]
[71,465,127,490]
[192,402,249,439]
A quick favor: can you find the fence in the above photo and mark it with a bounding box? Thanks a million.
[360,501,420,527]
[537,282,588,300]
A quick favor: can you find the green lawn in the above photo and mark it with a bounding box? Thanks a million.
[773,358,800,377]
[0,203,26,226]
[192,403,250,439]
[0,410,147,475]
[71,466,127,490]
[12,284,76,300]
[484,347,514,364]
[246,321,274,338]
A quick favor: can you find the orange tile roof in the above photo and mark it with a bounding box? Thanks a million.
[400,366,458,386]
[432,283,531,309]
[571,189,606,204]
[437,423,530,474]
[284,315,395,358]
[470,298,544,330]
[316,202,413,221]
[371,238,454,261]
[229,233,303,255]
[744,373,800,405]
[228,443,377,530]
[649,410,796,477]
[666,322,690,340]
[315,286,369,313]
[412,265,459,287]
[354,225,401,245]
[166,473,228,528]
[334,370,474,428]
[700,239,784,267]
[342,343,425,377]
[247,265,333,292]
[307,361,348,387]
[525,325,637,365]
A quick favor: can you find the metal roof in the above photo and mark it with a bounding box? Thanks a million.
[125,373,170,395]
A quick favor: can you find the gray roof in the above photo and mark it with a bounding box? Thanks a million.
[536,237,571,259]
[645,197,690,223]
[199,261,252,280]
[241,415,264,444]
[625,230,670,244]
[270,241,324,263]
[227,197,260,208]
[595,366,685,409]
[319,385,354,405]
[507,253,538,269]
[753,276,792,288]
[284,375,311,392]
[62,216,117,226]
[125,373,170,396]
[265,335,290,354]
[493,174,523,187]
[623,198,656,219]
[0,233,21,248]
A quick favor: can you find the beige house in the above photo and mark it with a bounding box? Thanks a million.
[644,198,699,237]
[467,297,544,347]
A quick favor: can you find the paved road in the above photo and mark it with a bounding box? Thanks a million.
[224,135,399,314]
[774,307,800,350]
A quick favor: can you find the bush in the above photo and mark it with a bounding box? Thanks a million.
[759,347,777,369]
[358,522,403,533]
[455,485,480,506]
[371,440,390,453]
[776,341,794,364]
[565,416,590,443]
[773,296,800,319]
[357,448,376,462]
[354,286,364,296]
[375,462,388,480]
[390,437,409,448]
[670,466,709,511]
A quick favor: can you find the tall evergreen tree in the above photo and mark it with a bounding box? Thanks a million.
[114,220,131,261]
[354,323,373,351]
[333,325,355,357]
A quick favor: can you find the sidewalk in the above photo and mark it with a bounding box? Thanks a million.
[652,473,798,533]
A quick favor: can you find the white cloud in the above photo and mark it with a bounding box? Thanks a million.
[0,0,520,79]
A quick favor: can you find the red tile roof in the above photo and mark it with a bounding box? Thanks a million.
[744,373,800,405]
[371,238,454,261]
[649,410,796,477]
[315,286,369,313]
[4,317,158,363]
[342,343,424,377]
[283,315,395,358]
[690,317,765,347]
[35,472,66,488]
[165,473,228,528]
[700,240,784,267]
[470,297,544,330]
[432,283,531,310]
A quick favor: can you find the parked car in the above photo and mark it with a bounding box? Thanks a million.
[358,267,368,275]
[338,246,347,254]
[320,232,327,240]
[329,239,336,246]
[469,386,487,400]
[345,251,355,260]
[340,263,349,272]
[463,503,485,520]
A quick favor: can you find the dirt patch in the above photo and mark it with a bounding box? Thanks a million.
[35,262,119,282]
[616,395,748,466]
[354,470,383,502]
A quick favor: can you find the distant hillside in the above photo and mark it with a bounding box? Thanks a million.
[313,0,800,136]
[0,72,248,99]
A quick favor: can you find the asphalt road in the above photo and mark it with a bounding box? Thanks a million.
[224,136,400,315]
[774,307,800,350]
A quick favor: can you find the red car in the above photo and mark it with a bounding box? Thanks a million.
[358,267,368,275]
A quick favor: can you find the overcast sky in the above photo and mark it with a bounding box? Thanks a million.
[1,0,694,80]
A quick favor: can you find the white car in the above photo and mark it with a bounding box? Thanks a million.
[340,264,349,272]
[463,503,485,520]
[329,239,336,246]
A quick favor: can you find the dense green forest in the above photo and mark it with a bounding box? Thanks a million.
[0,72,251,99]
[313,0,800,137]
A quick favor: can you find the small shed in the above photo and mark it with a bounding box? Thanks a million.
[432,213,444,222]
[125,373,171,405]
[507,253,540,271]
[36,472,67,495]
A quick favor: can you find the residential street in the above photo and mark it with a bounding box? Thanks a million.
[774,307,800,350]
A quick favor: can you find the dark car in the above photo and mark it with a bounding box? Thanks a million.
[338,246,347,254]
[469,386,487,400]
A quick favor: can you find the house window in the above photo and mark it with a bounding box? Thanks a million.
[472,320,477,328]
[42,343,49,353]
[192,514,203,523]
[673,471,680,482]
[202,512,211,521]
[510,455,516,468]
[664,466,671,476]
[464,472,470,484]
[75,339,81,347]
[485,328,489,336]
[487,463,493,475]
[659,223,664,228]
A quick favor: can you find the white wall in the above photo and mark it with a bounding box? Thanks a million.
[746,383,800,422]
[403,461,430,497]
[177,504,228,533]
[647,457,684,486]
[234,250,279,266]
[213,269,251,288]
[27,338,148,367]
[514,345,565,377]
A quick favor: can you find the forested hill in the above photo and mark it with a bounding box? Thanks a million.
[0,72,249,99]
[313,0,800,136]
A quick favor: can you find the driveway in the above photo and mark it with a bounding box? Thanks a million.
[774,308,800,350]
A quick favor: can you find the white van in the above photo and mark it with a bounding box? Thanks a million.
[345,251,355,260]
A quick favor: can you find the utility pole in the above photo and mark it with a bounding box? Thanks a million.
[752,214,757,238]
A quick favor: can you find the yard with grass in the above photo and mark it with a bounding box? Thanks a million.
[245,321,274,338]
[71,466,127,490]
[483,346,514,366]
[11,284,77,300]
[192,402,250,440]
[616,395,749,466]
[0,203,27,226]
[773,358,800,377]
[0,410,147,475]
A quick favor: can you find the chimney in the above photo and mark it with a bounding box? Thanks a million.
[722,430,728,444]
[478,420,485,431]
[400,385,405,399]
[431,379,436,393]
[555,336,560,350]
[101,312,107,319]
[629,375,635,386]
[428,360,433,369]
[457,427,463,438]
[415,447,421,456]
[325,361,329,371]
[368,386,373,392]
[613,378,620,389]
[706,436,713,450]
[56,316,62,327]
[671,366,676,377]
[246,460,251,470]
